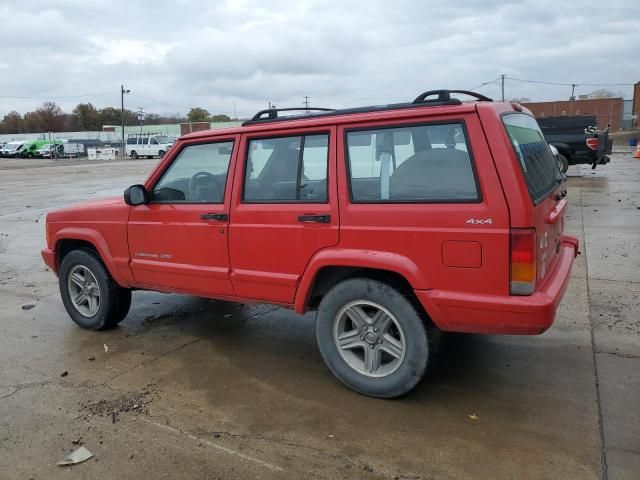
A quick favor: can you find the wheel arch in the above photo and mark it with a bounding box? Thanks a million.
[53,228,132,287]
[294,249,432,318]
[549,142,572,160]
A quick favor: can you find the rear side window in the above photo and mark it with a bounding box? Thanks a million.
[503,114,561,203]
[346,123,479,202]
[243,134,329,203]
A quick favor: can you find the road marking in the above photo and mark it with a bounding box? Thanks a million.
[144,419,284,472]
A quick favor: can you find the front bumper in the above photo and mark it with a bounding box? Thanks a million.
[41,247,57,274]
[416,235,579,335]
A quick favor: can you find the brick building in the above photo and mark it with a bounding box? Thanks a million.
[522,97,623,130]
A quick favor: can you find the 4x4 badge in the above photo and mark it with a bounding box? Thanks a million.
[466,218,493,225]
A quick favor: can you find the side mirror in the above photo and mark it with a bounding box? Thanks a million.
[124,184,149,206]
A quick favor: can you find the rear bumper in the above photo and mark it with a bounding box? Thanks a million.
[416,235,579,335]
[41,247,57,274]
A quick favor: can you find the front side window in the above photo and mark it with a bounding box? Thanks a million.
[150,137,159,145]
[243,134,329,202]
[346,123,479,202]
[152,141,234,203]
[503,113,561,203]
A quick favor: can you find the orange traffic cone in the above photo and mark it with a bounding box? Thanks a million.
[635,144,640,159]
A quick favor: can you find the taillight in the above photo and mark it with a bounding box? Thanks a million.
[510,228,536,295]
[586,138,598,151]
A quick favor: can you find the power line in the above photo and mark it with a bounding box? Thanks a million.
[505,77,634,87]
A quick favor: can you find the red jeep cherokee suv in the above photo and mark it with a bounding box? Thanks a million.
[42,90,578,397]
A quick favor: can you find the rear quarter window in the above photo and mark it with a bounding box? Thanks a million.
[345,122,479,203]
[503,113,561,203]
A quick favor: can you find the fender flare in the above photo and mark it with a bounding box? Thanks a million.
[293,248,429,313]
[549,142,572,160]
[52,227,132,287]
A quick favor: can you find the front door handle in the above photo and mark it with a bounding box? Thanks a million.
[201,213,228,221]
[298,214,331,223]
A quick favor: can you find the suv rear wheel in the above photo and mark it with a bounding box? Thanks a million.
[315,278,435,398]
[130,151,138,159]
[59,249,131,330]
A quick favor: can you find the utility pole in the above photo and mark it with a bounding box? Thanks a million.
[120,84,130,158]
[303,96,310,112]
[233,101,237,120]
[570,83,576,101]
[501,74,505,102]
[136,107,145,134]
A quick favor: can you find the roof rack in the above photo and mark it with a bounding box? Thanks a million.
[249,107,335,122]
[127,132,164,137]
[412,89,493,104]
[242,90,493,126]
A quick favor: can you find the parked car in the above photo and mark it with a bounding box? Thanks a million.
[1,141,27,158]
[537,115,612,172]
[42,90,578,398]
[126,134,173,159]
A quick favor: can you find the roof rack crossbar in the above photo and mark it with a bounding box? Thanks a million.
[250,107,335,122]
[413,89,493,104]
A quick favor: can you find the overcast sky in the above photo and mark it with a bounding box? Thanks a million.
[0,0,637,118]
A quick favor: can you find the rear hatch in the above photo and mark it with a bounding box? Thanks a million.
[503,113,566,291]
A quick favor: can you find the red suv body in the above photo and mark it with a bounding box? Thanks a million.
[42,91,578,397]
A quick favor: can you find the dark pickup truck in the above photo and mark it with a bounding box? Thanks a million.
[538,115,612,172]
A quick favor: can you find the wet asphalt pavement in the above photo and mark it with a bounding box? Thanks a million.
[0,151,638,479]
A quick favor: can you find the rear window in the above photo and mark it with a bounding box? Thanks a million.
[503,114,561,203]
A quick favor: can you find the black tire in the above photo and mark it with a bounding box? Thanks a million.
[59,248,131,330]
[158,150,165,158]
[315,278,436,398]
[558,154,569,173]
[130,151,138,159]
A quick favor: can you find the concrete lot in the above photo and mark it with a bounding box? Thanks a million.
[0,150,638,479]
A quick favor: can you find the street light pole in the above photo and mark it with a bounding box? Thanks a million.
[121,85,130,158]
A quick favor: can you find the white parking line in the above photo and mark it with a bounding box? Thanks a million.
[144,419,284,472]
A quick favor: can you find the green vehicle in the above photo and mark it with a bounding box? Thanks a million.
[19,139,62,158]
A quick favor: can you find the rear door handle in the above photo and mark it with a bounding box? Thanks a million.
[201,213,228,221]
[298,214,331,223]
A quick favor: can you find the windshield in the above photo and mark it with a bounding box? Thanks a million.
[155,136,172,144]
[503,113,561,203]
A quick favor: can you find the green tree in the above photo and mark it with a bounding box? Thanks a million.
[211,114,231,122]
[0,111,24,134]
[72,103,101,130]
[99,107,137,127]
[187,107,211,122]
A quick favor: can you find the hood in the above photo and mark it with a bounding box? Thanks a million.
[46,196,126,223]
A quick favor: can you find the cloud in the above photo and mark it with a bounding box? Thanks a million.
[0,0,637,118]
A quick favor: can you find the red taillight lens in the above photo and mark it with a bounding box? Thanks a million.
[586,138,598,151]
[510,228,536,295]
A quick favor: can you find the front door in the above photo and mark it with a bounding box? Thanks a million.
[127,137,238,296]
[229,128,339,303]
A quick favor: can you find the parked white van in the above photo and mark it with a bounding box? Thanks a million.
[0,141,27,158]
[126,134,174,159]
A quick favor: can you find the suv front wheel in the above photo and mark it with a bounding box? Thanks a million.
[59,249,131,330]
[316,278,435,398]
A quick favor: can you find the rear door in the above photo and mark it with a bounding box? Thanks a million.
[229,127,339,303]
[502,113,565,285]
